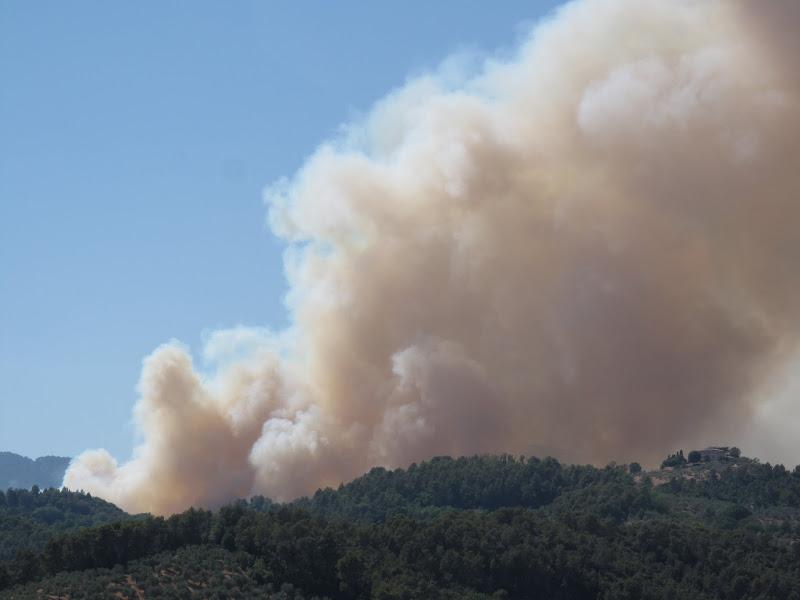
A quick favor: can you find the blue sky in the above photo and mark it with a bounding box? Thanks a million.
[0,1,562,459]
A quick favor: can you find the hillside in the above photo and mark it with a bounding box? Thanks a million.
[0,453,69,491]
[0,486,131,562]
[2,451,800,599]
[3,546,298,599]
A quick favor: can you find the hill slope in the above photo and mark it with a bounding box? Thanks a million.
[3,451,800,599]
[0,486,131,562]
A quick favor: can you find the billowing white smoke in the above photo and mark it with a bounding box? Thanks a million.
[65,0,800,515]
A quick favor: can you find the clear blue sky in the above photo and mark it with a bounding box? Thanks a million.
[0,1,562,460]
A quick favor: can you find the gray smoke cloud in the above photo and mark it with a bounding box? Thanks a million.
[65,0,800,515]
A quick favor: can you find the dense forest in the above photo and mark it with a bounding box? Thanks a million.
[0,486,130,562]
[2,452,800,599]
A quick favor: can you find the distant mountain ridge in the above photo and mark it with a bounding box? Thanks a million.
[0,452,69,490]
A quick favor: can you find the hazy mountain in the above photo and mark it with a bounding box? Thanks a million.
[0,452,69,490]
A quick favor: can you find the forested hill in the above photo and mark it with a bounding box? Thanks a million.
[289,455,649,522]
[0,452,69,490]
[0,486,130,562]
[3,452,800,599]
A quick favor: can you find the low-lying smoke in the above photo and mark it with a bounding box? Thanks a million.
[65,0,800,515]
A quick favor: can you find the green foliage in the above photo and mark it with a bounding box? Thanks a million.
[292,455,638,522]
[662,461,800,508]
[6,501,800,599]
[4,453,800,599]
[0,486,130,561]
[661,450,687,468]
[4,545,315,599]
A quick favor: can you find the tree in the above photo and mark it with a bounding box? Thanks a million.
[687,451,702,463]
[730,447,741,459]
[661,451,687,468]
[628,463,642,474]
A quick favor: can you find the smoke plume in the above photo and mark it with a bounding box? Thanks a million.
[66,0,800,515]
